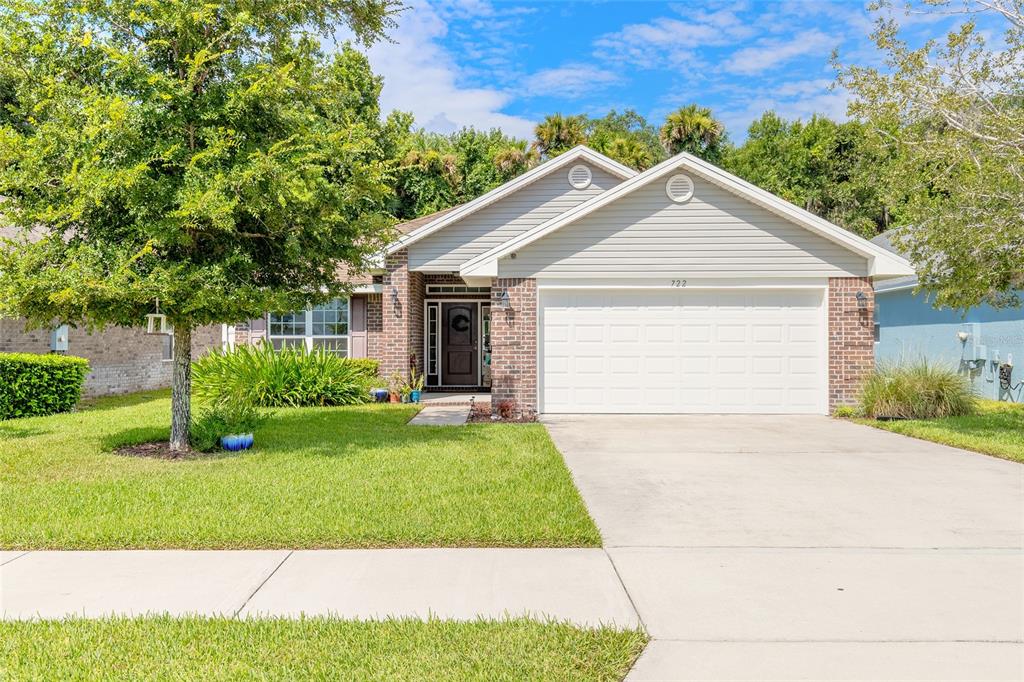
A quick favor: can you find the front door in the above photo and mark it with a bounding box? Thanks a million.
[442,302,478,385]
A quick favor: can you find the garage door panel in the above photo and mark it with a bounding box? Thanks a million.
[540,288,826,414]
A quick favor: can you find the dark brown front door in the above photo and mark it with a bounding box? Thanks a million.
[442,302,478,385]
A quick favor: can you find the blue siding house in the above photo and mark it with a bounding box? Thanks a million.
[871,232,1024,401]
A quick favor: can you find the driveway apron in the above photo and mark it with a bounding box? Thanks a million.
[544,414,1024,681]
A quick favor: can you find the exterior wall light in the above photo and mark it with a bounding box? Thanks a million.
[497,289,511,310]
[854,290,868,311]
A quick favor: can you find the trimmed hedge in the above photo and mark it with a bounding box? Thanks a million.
[0,353,90,420]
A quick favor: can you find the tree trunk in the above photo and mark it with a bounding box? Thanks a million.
[170,324,193,452]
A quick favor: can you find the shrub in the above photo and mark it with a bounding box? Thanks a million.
[0,353,90,420]
[832,405,859,418]
[191,402,269,452]
[192,344,377,408]
[860,361,977,420]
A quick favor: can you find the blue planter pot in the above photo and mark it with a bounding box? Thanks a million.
[221,433,254,452]
[372,389,389,403]
[410,390,421,403]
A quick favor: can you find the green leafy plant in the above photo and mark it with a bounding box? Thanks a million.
[192,344,377,408]
[190,402,268,453]
[832,405,860,419]
[860,361,977,420]
[0,353,89,420]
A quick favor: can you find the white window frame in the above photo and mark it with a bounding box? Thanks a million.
[268,298,351,356]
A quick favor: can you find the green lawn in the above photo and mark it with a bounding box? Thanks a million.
[858,399,1024,463]
[0,616,648,681]
[0,391,600,549]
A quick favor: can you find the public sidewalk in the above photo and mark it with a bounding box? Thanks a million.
[0,548,639,627]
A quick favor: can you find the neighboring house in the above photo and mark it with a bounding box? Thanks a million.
[871,231,1024,402]
[240,146,912,416]
[0,226,224,397]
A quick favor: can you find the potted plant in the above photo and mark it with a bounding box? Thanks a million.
[408,368,425,403]
[387,372,403,403]
[219,403,264,451]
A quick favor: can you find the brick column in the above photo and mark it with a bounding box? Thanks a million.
[381,250,423,379]
[490,277,537,417]
[828,277,875,412]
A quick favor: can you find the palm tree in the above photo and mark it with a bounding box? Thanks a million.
[605,136,653,170]
[660,104,726,161]
[533,114,588,158]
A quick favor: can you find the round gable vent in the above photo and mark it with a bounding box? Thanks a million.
[665,174,694,203]
[568,164,593,190]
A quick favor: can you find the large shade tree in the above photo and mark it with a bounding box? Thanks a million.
[0,0,400,450]
[838,0,1024,309]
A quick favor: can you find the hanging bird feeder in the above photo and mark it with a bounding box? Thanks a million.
[146,298,172,335]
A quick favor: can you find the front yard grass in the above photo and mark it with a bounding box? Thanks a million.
[0,391,600,549]
[0,616,648,681]
[858,399,1024,463]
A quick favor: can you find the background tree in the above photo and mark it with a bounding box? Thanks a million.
[838,0,1024,309]
[660,104,727,162]
[532,113,588,158]
[586,109,665,170]
[388,123,535,219]
[0,0,400,451]
[724,112,893,238]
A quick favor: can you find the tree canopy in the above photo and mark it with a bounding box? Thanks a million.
[0,0,400,448]
[838,0,1024,309]
[723,112,893,238]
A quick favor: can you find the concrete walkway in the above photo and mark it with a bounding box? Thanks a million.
[544,415,1024,681]
[407,404,471,425]
[0,548,639,627]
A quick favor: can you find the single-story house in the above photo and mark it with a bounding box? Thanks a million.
[240,146,913,416]
[871,231,1024,402]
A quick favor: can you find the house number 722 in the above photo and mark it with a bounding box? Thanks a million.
[670,279,687,287]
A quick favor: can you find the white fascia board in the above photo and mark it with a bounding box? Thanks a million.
[385,146,637,255]
[461,152,915,280]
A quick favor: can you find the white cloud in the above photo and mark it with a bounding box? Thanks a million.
[526,64,624,99]
[723,30,836,75]
[338,0,536,138]
[593,8,755,69]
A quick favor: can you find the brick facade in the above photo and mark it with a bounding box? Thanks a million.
[828,276,875,411]
[0,318,222,397]
[365,294,384,361]
[381,250,424,378]
[489,277,537,417]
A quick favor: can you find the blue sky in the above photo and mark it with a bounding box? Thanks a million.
[351,1,972,142]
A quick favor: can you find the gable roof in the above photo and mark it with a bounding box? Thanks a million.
[870,230,919,292]
[461,152,914,280]
[385,146,637,254]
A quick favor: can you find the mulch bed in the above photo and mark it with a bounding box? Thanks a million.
[468,405,537,423]
[114,441,207,460]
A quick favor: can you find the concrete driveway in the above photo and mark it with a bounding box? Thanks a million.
[543,415,1024,681]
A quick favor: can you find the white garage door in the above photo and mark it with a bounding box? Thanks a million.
[540,288,827,414]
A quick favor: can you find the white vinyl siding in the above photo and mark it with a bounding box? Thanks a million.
[500,173,869,279]
[408,162,622,271]
[540,288,827,414]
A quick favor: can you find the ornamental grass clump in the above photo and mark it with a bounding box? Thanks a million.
[860,361,976,420]
[192,344,378,408]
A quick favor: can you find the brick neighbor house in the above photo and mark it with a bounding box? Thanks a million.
[0,225,226,397]
[239,146,913,417]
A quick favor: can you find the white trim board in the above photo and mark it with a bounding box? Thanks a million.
[385,146,637,255]
[460,152,914,280]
